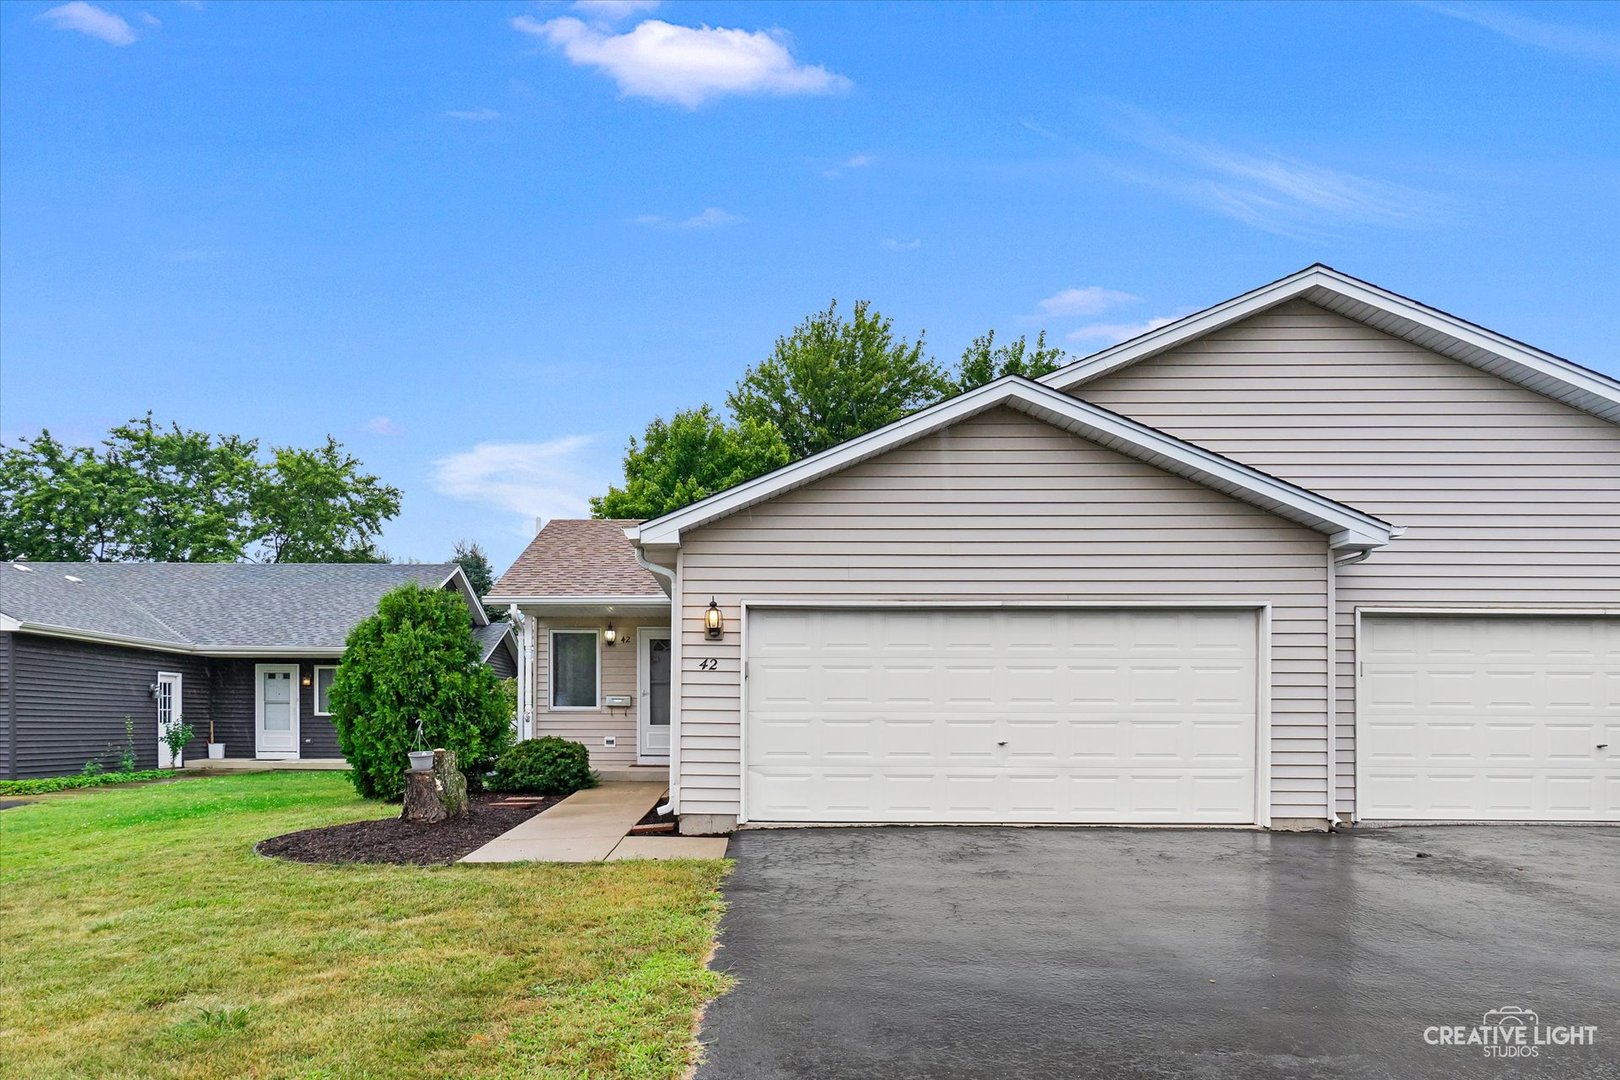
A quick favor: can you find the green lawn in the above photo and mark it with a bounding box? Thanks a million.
[0,772,731,1079]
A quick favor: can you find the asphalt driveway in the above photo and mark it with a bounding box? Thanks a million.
[695,826,1620,1080]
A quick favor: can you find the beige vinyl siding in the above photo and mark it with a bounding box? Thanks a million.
[529,618,649,769]
[1074,298,1620,816]
[676,407,1333,822]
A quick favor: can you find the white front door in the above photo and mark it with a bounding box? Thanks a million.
[155,671,184,767]
[745,607,1260,824]
[255,664,300,759]
[638,628,672,760]
[1360,615,1620,821]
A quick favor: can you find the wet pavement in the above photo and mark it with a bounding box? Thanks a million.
[695,826,1620,1080]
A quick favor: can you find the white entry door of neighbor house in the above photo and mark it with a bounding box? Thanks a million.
[1359,614,1620,822]
[155,671,184,768]
[745,607,1260,825]
[255,664,300,759]
[639,629,672,760]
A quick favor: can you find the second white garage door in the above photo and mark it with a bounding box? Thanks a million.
[744,607,1260,824]
[1359,614,1620,822]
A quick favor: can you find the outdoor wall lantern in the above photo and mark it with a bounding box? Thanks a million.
[603,624,618,647]
[704,598,725,640]
[301,673,313,687]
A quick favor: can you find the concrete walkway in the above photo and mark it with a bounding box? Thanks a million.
[460,781,728,863]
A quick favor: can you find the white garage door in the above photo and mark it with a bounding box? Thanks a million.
[745,608,1259,824]
[1360,615,1620,822]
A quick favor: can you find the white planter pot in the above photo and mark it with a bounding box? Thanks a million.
[408,751,436,772]
[207,743,226,760]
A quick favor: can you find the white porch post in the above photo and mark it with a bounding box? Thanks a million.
[510,604,536,741]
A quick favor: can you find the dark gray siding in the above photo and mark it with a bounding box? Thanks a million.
[4,629,520,778]
[486,641,517,680]
[6,634,211,779]
[1,632,14,779]
[206,659,341,760]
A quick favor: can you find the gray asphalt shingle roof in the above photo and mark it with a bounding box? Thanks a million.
[1,562,467,651]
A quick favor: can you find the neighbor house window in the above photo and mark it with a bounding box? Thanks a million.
[551,630,600,709]
[313,666,337,716]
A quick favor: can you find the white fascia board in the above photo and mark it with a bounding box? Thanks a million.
[440,565,491,627]
[0,612,20,632]
[7,622,347,657]
[1040,265,1620,424]
[633,376,1394,551]
[482,594,671,607]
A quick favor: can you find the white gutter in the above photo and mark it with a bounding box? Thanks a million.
[482,594,670,607]
[2,622,349,657]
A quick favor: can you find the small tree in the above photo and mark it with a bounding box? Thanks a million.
[328,582,514,800]
[452,540,504,621]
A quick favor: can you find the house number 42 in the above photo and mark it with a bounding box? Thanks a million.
[696,658,719,671]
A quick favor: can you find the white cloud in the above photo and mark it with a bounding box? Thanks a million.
[1066,315,1179,346]
[513,15,851,108]
[37,2,137,46]
[881,237,921,251]
[636,207,743,229]
[445,108,500,121]
[571,0,661,22]
[823,152,873,178]
[1036,286,1139,318]
[364,416,401,436]
[137,11,160,27]
[431,436,606,524]
[1419,2,1620,64]
[1070,108,1457,237]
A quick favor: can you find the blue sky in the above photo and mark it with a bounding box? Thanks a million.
[3,1,1617,568]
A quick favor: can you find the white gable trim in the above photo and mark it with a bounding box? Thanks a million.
[629,377,1394,552]
[1039,264,1620,425]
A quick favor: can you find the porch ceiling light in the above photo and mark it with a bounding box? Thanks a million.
[603,624,618,647]
[704,598,724,640]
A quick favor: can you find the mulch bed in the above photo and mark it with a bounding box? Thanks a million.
[630,801,678,835]
[256,792,563,866]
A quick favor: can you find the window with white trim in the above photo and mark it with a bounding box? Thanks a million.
[550,630,600,709]
[313,665,337,716]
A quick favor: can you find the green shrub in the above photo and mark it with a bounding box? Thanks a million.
[0,770,171,796]
[328,582,516,800]
[490,737,597,796]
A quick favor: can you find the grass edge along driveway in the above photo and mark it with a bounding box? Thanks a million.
[0,772,731,1080]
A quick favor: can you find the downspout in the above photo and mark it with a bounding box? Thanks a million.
[631,544,678,816]
[1324,541,1338,831]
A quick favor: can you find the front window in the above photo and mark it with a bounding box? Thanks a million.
[314,666,337,716]
[551,630,599,709]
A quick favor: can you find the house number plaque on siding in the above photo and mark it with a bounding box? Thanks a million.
[696,658,718,671]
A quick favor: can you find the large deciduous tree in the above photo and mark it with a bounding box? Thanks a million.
[953,329,1068,392]
[590,405,791,520]
[0,416,400,563]
[250,438,399,563]
[726,300,948,459]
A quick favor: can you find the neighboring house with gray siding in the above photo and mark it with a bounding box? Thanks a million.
[0,562,515,779]
[492,266,1618,835]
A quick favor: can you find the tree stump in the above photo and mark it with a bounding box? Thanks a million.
[402,770,448,824]
[400,748,468,824]
[433,748,468,818]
